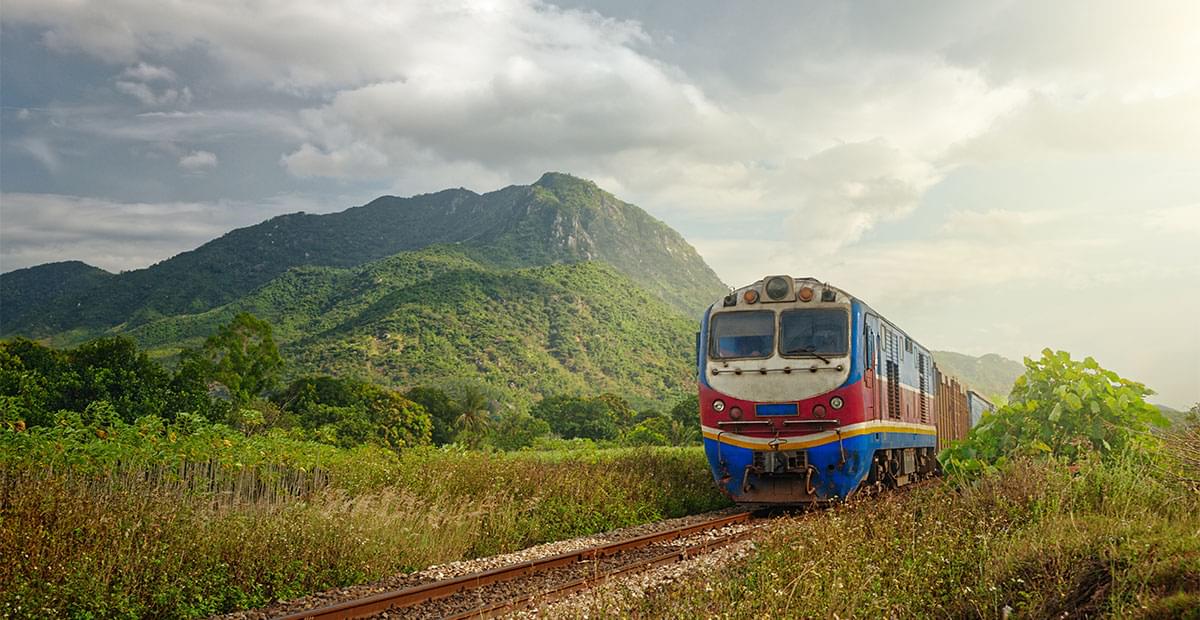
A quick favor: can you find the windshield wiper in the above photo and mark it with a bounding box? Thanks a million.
[787,346,831,364]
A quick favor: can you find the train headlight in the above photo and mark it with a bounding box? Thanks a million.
[712,399,726,412]
[830,396,844,410]
[765,276,790,300]
[812,404,827,418]
[798,287,814,302]
[729,407,743,420]
[743,289,760,304]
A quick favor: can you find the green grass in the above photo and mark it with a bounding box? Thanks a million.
[0,428,728,619]
[608,447,1199,619]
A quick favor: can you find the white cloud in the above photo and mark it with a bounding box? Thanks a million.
[178,150,218,172]
[3,0,1199,405]
[1144,204,1200,235]
[113,60,192,108]
[940,209,1064,240]
[947,92,1200,165]
[276,3,741,186]
[121,62,177,83]
[115,80,193,107]
[945,0,1200,94]
[16,137,61,172]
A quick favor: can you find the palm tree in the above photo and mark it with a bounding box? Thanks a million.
[667,419,699,445]
[454,384,493,449]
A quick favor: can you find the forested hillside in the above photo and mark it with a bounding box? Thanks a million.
[0,173,726,338]
[0,261,112,323]
[123,248,698,407]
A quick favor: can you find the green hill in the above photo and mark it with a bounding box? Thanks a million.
[1,174,726,408]
[122,247,696,408]
[1,173,726,340]
[932,351,1025,401]
[0,261,113,324]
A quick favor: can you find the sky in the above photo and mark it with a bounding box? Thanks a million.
[1,0,1198,408]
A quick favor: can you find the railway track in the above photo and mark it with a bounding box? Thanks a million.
[273,511,759,620]
[262,477,941,620]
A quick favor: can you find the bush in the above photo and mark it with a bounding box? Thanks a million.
[274,376,432,450]
[941,349,1169,477]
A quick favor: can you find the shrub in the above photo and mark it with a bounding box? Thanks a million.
[941,349,1169,477]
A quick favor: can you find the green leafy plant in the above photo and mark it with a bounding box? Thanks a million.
[941,349,1169,477]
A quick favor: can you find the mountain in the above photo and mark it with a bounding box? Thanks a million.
[0,261,114,332]
[120,247,697,407]
[932,351,1025,401]
[1,174,727,407]
[0,173,726,340]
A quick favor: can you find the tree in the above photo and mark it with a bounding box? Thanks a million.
[596,393,636,426]
[669,393,700,428]
[486,411,551,450]
[940,349,1169,477]
[531,395,618,441]
[452,383,494,449]
[666,418,699,445]
[181,312,282,406]
[0,339,71,427]
[275,376,431,450]
[65,336,172,422]
[405,386,458,445]
[624,415,670,446]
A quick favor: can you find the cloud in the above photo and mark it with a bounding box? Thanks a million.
[947,92,1200,165]
[773,140,935,253]
[0,192,342,273]
[940,209,1064,240]
[4,0,1199,406]
[113,60,192,108]
[276,4,739,186]
[4,0,658,92]
[1144,204,1200,235]
[178,150,218,173]
[944,0,1200,94]
[115,80,193,107]
[121,62,177,83]
[16,137,61,172]
[32,106,304,145]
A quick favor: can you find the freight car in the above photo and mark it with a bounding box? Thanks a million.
[698,276,976,506]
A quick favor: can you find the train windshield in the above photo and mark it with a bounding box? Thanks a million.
[710,311,774,359]
[780,308,849,356]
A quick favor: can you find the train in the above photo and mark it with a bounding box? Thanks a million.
[697,275,992,506]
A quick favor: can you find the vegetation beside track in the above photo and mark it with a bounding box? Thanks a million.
[0,426,727,619]
[615,352,1199,619]
[627,449,1198,619]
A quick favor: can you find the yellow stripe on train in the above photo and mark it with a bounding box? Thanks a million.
[701,420,937,451]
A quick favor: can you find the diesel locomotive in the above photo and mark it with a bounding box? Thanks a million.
[698,275,989,506]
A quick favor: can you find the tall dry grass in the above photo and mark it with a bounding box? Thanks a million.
[612,452,1199,619]
[0,446,727,619]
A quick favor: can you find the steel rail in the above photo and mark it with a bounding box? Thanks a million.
[444,525,760,620]
[274,511,752,620]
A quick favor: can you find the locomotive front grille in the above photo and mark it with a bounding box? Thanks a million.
[753,449,809,474]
